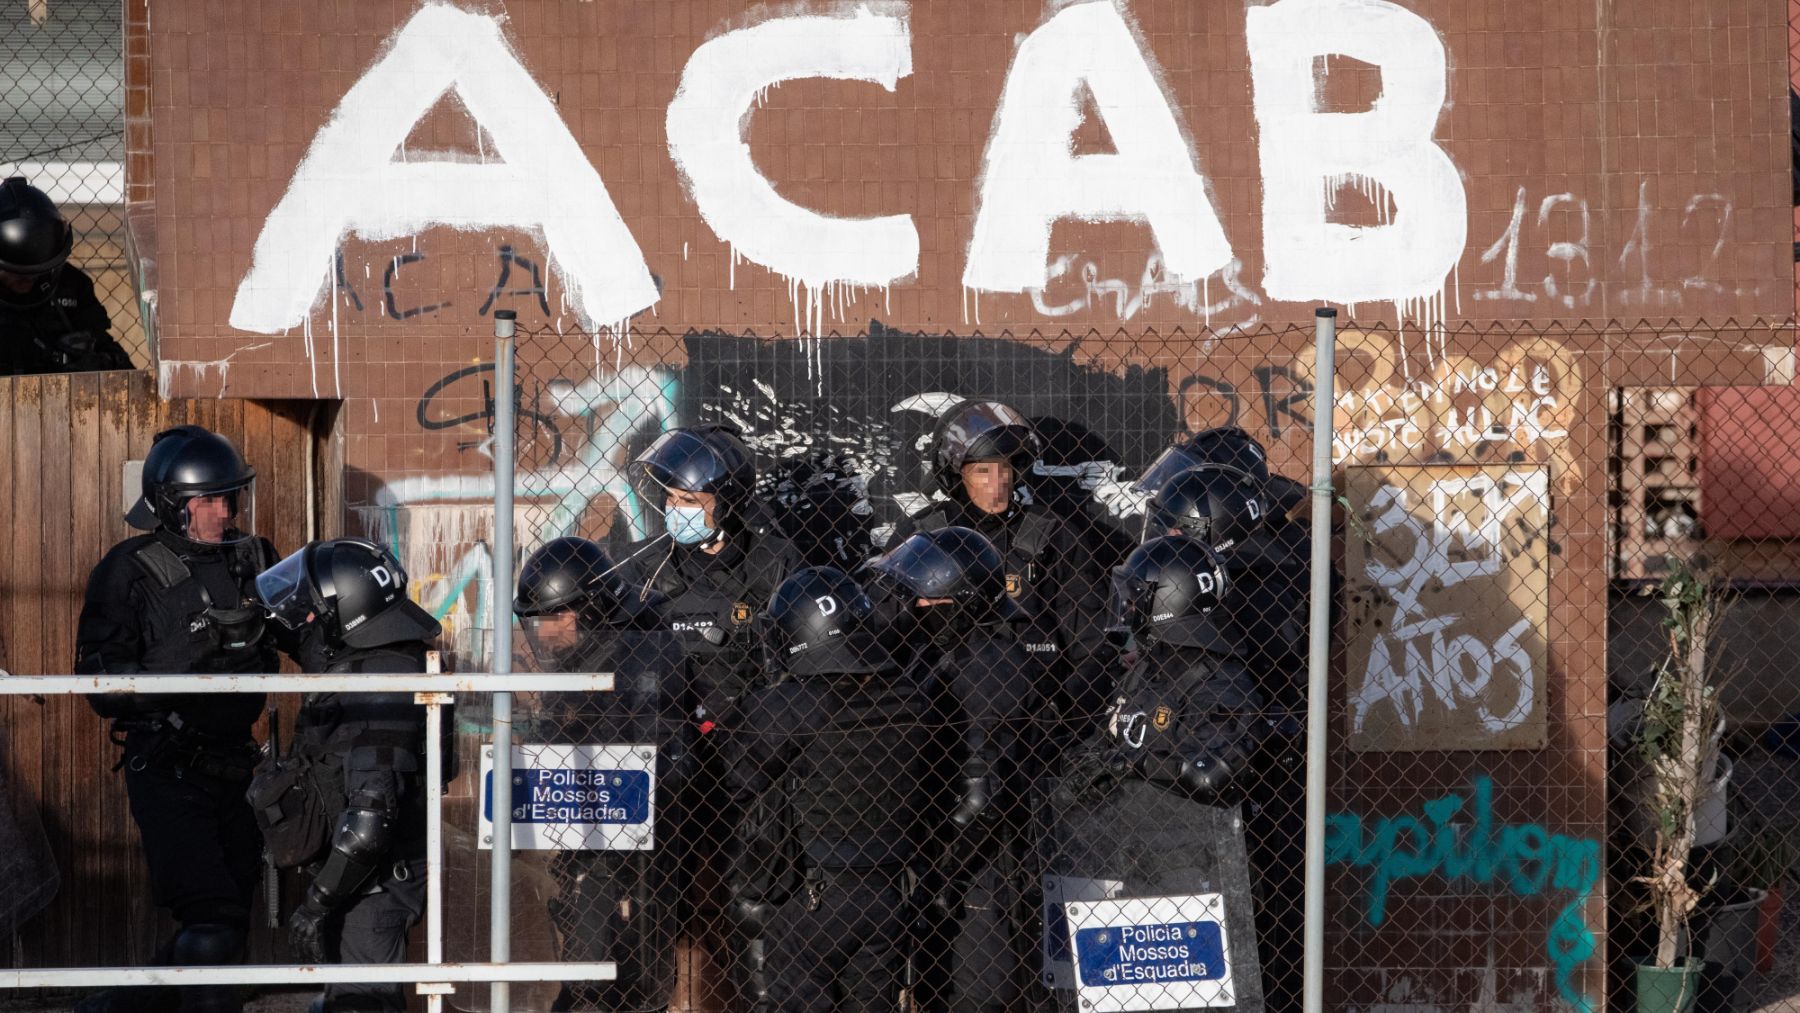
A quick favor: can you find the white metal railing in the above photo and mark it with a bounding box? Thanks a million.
[0,670,617,1012]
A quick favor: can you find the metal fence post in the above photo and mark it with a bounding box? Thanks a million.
[420,650,451,1013]
[490,309,518,1013]
[1304,307,1336,1013]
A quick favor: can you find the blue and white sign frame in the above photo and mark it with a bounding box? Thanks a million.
[479,743,656,851]
[1064,893,1238,1011]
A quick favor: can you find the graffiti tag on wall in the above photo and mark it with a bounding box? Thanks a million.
[1326,776,1600,1012]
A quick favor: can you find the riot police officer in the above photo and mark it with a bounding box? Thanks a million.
[75,426,277,1013]
[0,176,132,375]
[514,537,696,1013]
[867,527,1038,1013]
[620,424,801,1006]
[622,425,802,722]
[1047,535,1268,1011]
[891,399,1114,765]
[256,538,440,1013]
[724,566,937,1011]
[1139,436,1312,1009]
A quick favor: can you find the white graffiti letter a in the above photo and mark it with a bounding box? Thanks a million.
[230,5,659,334]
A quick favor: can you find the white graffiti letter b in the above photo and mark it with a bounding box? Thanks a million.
[1245,0,1467,305]
[230,6,658,334]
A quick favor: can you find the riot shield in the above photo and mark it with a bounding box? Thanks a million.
[0,727,59,936]
[1037,779,1265,1013]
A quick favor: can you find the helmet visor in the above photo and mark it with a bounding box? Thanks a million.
[867,535,957,601]
[630,430,735,499]
[522,610,584,671]
[940,402,1040,470]
[1108,565,1147,634]
[176,480,257,545]
[1130,446,1207,497]
[254,547,314,632]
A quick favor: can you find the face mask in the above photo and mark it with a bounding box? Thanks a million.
[665,504,717,545]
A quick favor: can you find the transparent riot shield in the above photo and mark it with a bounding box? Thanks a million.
[1036,778,1265,1013]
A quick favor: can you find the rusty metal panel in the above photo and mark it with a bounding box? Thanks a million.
[1344,465,1551,752]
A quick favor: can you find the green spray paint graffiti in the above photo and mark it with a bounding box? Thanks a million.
[1325,776,1600,1012]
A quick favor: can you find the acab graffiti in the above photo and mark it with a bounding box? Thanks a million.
[361,365,680,653]
[231,0,1471,337]
[1326,777,1601,1012]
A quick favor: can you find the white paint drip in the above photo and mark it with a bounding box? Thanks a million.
[667,2,918,334]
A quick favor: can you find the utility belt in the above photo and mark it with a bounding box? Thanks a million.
[114,717,259,782]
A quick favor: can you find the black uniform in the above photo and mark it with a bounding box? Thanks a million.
[291,640,432,1013]
[622,527,799,718]
[911,626,1040,1013]
[1,264,131,374]
[1043,641,1270,1013]
[619,525,799,1008]
[893,499,1114,757]
[725,665,938,1011]
[538,628,697,1012]
[1221,521,1313,1012]
[75,529,278,1013]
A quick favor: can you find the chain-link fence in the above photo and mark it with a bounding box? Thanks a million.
[1,0,146,367]
[0,315,1797,1011]
[308,314,1761,1013]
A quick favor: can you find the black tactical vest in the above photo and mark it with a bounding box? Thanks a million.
[631,533,791,711]
[790,672,935,868]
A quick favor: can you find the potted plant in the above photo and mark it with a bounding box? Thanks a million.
[1632,557,1733,1013]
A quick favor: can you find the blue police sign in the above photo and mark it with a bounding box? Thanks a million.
[1076,920,1226,987]
[480,743,657,851]
[1064,894,1239,1011]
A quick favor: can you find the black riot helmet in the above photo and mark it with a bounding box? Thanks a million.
[514,537,661,668]
[1144,464,1268,551]
[1110,535,1231,649]
[0,177,73,304]
[930,399,1043,498]
[1133,426,1272,498]
[867,526,1027,624]
[256,538,440,650]
[630,425,756,516]
[763,566,892,677]
[125,425,258,544]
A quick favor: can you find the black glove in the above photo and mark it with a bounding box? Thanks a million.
[1057,746,1135,804]
[286,895,331,963]
[947,775,992,829]
[729,894,777,937]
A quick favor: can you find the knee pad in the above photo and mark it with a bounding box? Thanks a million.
[172,923,244,966]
